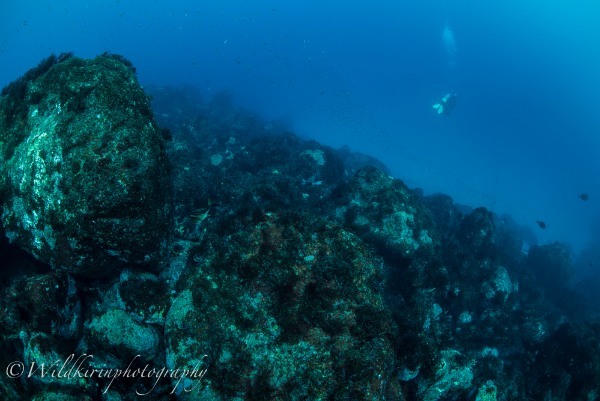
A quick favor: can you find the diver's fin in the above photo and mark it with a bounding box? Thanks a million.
[437,105,444,114]
[433,103,440,109]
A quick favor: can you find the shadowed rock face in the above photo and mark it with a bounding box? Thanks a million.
[0,54,172,277]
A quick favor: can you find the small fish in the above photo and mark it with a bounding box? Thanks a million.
[190,199,220,224]
[536,220,547,229]
[578,193,589,201]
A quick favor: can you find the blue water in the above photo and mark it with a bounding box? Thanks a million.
[2,0,600,253]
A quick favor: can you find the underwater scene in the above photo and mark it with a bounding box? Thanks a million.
[1,1,600,400]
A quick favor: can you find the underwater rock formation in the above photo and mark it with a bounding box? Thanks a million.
[166,217,397,400]
[336,166,437,260]
[1,60,599,401]
[0,53,172,277]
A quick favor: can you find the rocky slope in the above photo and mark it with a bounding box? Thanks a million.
[0,56,598,401]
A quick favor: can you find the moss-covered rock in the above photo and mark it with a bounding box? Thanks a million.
[337,167,438,260]
[31,391,93,401]
[0,53,172,277]
[86,308,160,362]
[165,211,398,400]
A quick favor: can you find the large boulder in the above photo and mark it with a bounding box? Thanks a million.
[0,54,172,277]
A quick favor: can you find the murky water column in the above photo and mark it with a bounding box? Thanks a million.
[442,23,457,68]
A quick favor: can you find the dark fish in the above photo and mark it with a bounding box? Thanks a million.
[578,193,589,201]
[536,220,547,229]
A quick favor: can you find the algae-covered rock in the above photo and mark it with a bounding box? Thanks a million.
[339,166,437,259]
[31,391,92,401]
[420,349,474,401]
[456,207,496,258]
[0,53,172,276]
[18,271,81,336]
[86,308,160,362]
[475,380,498,401]
[21,331,96,393]
[165,211,399,400]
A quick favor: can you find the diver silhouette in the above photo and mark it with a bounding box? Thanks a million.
[433,91,457,115]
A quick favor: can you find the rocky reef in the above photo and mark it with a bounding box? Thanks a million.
[0,56,599,401]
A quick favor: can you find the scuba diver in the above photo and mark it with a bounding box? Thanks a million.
[433,91,457,115]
